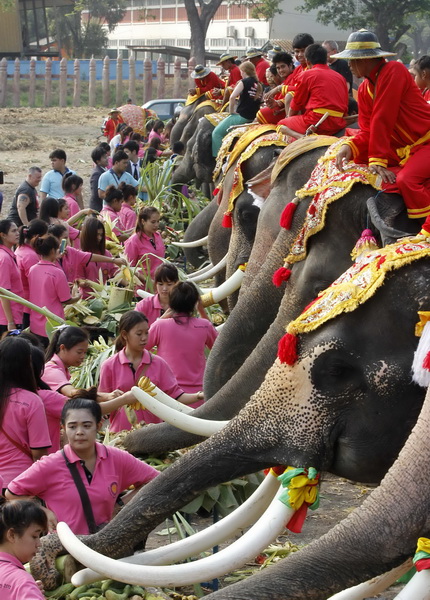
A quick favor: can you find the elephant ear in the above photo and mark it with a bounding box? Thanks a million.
[246,156,279,208]
[367,193,421,246]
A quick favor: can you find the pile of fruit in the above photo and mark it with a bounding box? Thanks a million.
[44,581,198,600]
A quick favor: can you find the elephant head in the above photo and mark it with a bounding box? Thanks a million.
[169,95,209,145]
[171,117,216,186]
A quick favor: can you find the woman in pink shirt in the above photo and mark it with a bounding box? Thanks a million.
[100,186,130,243]
[99,311,203,432]
[39,198,94,249]
[148,119,166,144]
[28,235,79,346]
[0,337,51,487]
[147,282,217,400]
[62,173,83,218]
[0,220,24,337]
[118,183,138,231]
[135,262,179,326]
[7,397,158,535]
[0,498,46,599]
[124,206,165,286]
[15,219,48,330]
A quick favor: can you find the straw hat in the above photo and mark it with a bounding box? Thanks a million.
[191,64,211,78]
[217,53,238,65]
[108,107,121,114]
[246,48,264,59]
[332,29,396,60]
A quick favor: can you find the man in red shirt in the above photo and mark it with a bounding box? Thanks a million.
[245,48,270,86]
[217,53,242,88]
[277,44,348,138]
[334,29,430,234]
[257,52,295,124]
[188,65,225,101]
[103,108,124,142]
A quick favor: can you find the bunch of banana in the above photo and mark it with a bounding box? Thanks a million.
[124,376,157,425]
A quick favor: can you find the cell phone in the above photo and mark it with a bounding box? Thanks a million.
[59,239,67,255]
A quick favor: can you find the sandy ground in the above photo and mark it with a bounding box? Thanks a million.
[0,108,405,598]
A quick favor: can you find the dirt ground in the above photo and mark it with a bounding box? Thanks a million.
[0,108,405,598]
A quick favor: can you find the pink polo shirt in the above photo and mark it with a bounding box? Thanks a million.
[8,442,158,535]
[124,231,165,281]
[43,354,71,393]
[0,552,44,600]
[64,193,80,217]
[100,206,124,238]
[78,250,116,299]
[147,315,218,393]
[0,388,51,486]
[38,388,66,454]
[28,261,71,337]
[119,203,137,231]
[135,293,164,326]
[0,246,24,326]
[58,246,92,283]
[15,243,38,315]
[99,348,184,431]
[68,223,81,249]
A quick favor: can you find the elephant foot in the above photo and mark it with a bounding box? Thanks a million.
[30,533,70,590]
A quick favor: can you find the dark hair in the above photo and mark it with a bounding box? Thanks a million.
[416,55,430,71]
[154,262,179,284]
[123,140,140,154]
[292,33,314,49]
[91,147,107,164]
[0,337,37,427]
[45,326,89,361]
[169,281,199,316]
[136,206,160,234]
[131,132,142,143]
[98,142,111,154]
[48,223,68,239]
[80,217,105,254]
[115,310,148,352]
[115,122,127,135]
[34,234,59,257]
[144,147,157,164]
[153,120,164,133]
[39,197,59,223]
[272,52,294,67]
[18,219,48,246]
[0,219,15,244]
[305,43,327,65]
[112,150,129,164]
[62,173,83,194]
[269,64,278,76]
[146,119,155,133]
[61,397,101,425]
[172,141,185,154]
[0,498,47,542]
[30,345,50,390]
[149,137,161,149]
[105,185,123,206]
[118,182,137,202]
[49,149,67,161]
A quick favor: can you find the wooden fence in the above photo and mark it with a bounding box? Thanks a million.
[0,55,197,108]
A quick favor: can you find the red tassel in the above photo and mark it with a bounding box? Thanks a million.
[423,351,430,371]
[277,332,298,365]
[272,267,292,287]
[213,187,220,196]
[286,503,308,533]
[222,212,232,228]
[280,202,297,230]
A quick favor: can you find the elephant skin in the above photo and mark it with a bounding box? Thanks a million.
[170,96,209,146]
[171,118,216,186]
[33,255,430,587]
[181,196,218,270]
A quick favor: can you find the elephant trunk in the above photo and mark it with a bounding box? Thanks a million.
[206,386,430,600]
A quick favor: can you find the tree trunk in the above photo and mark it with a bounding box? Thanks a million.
[184,0,223,65]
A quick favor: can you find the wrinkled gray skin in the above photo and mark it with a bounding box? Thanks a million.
[33,257,430,591]
[181,197,218,269]
[172,118,215,186]
[170,96,208,145]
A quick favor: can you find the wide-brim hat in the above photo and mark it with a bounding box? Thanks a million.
[217,53,238,65]
[108,107,121,114]
[191,64,211,78]
[333,29,396,60]
[246,48,264,59]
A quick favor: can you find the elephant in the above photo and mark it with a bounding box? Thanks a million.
[32,244,430,591]
[180,196,218,269]
[172,117,216,186]
[170,98,221,147]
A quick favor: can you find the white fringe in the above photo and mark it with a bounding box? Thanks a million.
[412,321,430,387]
[248,187,264,209]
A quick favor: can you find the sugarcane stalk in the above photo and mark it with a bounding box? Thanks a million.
[0,287,65,325]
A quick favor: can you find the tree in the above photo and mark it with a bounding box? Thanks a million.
[403,13,430,57]
[184,0,283,65]
[299,0,430,53]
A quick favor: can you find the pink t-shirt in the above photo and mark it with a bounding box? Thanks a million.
[147,315,218,393]
[119,203,137,231]
[100,206,124,238]
[135,294,164,326]
[58,246,92,283]
[0,552,44,600]
[124,231,165,281]
[67,223,81,249]
[78,250,116,299]
[8,442,158,535]
[0,246,24,326]
[63,193,80,217]
[99,348,183,431]
[38,388,66,454]
[15,243,38,314]
[42,354,70,393]
[28,261,71,337]
[0,388,51,486]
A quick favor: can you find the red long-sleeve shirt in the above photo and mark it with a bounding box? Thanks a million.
[346,59,430,168]
[290,63,348,119]
[195,71,225,95]
[254,57,270,86]
[228,65,242,87]
[281,64,306,96]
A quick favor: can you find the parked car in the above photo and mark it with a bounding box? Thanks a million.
[142,98,185,121]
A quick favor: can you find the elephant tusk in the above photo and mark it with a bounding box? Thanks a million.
[185,262,214,279]
[131,386,228,435]
[172,235,208,248]
[72,473,281,586]
[136,289,154,299]
[215,322,225,332]
[187,255,227,283]
[139,382,194,415]
[393,568,430,600]
[60,484,295,587]
[200,267,245,307]
[328,559,413,600]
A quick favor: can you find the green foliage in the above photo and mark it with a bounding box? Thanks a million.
[0,0,15,12]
